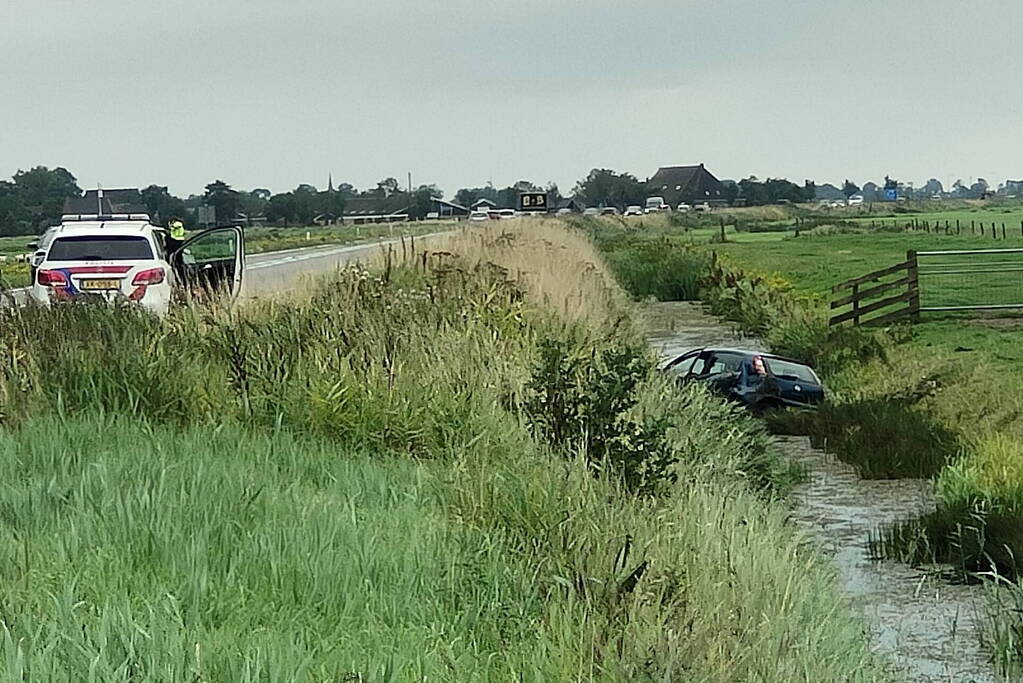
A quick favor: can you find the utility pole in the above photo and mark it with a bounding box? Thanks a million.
[408,172,413,194]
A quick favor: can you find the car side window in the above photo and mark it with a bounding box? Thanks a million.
[696,352,743,377]
[666,352,699,378]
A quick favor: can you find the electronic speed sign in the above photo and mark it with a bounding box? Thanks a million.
[519,192,548,212]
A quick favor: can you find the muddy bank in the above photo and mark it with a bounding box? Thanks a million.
[643,301,997,683]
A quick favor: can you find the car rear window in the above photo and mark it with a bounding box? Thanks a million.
[765,358,819,383]
[48,236,154,261]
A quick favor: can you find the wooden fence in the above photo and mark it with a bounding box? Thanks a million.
[829,251,920,327]
[868,218,1023,240]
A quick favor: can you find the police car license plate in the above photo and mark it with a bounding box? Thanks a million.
[81,279,120,291]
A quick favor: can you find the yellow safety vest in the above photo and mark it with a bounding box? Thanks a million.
[169,220,186,240]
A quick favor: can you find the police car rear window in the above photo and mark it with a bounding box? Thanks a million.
[48,236,154,261]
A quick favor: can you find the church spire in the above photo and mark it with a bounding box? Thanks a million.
[328,173,334,193]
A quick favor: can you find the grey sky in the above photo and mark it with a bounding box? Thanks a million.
[2,0,1021,197]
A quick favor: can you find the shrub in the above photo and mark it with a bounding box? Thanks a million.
[523,335,677,494]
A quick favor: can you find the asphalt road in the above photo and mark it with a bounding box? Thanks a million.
[7,232,449,306]
[243,235,437,297]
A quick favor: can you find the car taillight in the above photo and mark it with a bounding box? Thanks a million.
[37,269,68,286]
[752,355,767,376]
[132,267,165,285]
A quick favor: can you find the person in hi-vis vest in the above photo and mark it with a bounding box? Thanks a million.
[167,216,186,253]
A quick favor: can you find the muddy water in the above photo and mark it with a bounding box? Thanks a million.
[642,302,998,683]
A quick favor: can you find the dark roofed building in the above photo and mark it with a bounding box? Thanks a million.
[64,188,148,215]
[342,195,411,223]
[554,196,586,213]
[430,198,469,218]
[648,164,725,206]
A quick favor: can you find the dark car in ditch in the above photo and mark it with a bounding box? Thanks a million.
[662,348,824,411]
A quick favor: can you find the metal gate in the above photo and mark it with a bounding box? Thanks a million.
[915,248,1023,313]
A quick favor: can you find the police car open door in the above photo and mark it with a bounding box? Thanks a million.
[169,226,244,299]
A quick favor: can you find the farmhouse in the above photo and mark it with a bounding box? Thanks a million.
[555,196,586,213]
[471,198,497,211]
[429,198,470,218]
[648,164,725,206]
[342,196,410,224]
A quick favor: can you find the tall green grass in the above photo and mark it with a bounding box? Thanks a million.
[0,238,894,680]
[585,217,1023,674]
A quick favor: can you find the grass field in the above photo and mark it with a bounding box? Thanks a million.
[0,221,893,680]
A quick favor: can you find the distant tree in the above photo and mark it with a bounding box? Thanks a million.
[803,180,816,202]
[455,184,498,208]
[141,185,187,225]
[12,166,81,231]
[737,177,808,205]
[336,182,357,197]
[720,180,739,205]
[266,192,297,226]
[545,182,563,207]
[842,180,860,198]
[291,184,319,224]
[0,180,31,236]
[237,189,271,225]
[574,169,645,208]
[319,188,346,221]
[374,177,401,198]
[204,180,240,226]
[410,184,443,219]
[922,178,944,197]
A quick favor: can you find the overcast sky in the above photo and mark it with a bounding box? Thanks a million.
[2,0,1021,197]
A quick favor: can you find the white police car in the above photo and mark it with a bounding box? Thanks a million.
[29,212,243,315]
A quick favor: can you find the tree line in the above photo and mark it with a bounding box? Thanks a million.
[3,164,1018,237]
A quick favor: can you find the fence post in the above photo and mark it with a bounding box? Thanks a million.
[1003,223,1007,239]
[956,219,960,234]
[852,283,861,326]
[972,220,976,234]
[907,250,920,322]
[993,223,997,240]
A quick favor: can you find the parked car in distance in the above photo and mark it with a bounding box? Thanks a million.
[469,210,490,222]
[662,347,824,412]
[644,196,671,214]
[623,205,644,216]
[693,202,712,212]
[847,194,864,206]
[583,207,600,216]
[29,216,244,316]
[676,203,691,212]
[600,207,620,216]
[497,208,516,220]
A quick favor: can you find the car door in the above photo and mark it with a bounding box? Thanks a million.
[169,226,244,299]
